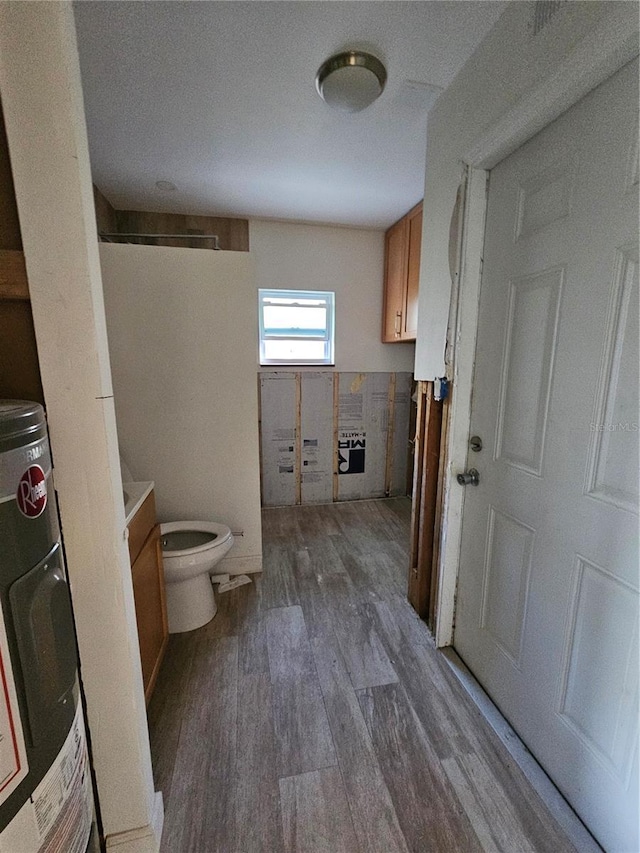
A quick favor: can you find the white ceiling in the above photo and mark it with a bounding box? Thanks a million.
[74,1,506,230]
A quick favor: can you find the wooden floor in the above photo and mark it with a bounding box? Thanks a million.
[148,499,585,853]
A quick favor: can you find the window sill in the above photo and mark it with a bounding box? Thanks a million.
[259,363,336,368]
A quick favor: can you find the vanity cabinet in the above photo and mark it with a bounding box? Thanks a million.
[382,201,423,342]
[127,490,168,705]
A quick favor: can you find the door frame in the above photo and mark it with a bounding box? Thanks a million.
[433,10,639,647]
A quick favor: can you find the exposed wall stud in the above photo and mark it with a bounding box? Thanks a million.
[295,372,302,506]
[408,381,443,618]
[333,372,340,502]
[257,375,264,506]
[429,395,451,630]
[384,372,397,496]
[260,371,412,507]
[409,381,426,572]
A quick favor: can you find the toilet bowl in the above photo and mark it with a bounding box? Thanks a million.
[160,521,234,633]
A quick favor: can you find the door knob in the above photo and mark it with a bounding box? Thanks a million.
[457,469,479,486]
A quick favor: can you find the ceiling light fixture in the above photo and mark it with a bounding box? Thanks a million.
[155,180,177,192]
[315,50,387,113]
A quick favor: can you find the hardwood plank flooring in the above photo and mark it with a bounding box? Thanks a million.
[266,606,337,777]
[310,631,409,853]
[318,574,398,690]
[280,767,359,853]
[236,674,284,852]
[147,632,196,804]
[357,681,484,853]
[160,635,238,852]
[148,498,592,853]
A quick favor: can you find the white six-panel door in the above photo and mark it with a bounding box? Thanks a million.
[454,60,639,852]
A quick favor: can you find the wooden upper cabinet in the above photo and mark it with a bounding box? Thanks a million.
[404,204,422,338]
[382,217,407,341]
[382,201,423,342]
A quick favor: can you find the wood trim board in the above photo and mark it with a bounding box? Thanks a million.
[407,381,442,618]
[0,249,28,299]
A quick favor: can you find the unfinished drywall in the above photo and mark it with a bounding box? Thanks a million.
[100,243,262,576]
[260,371,413,506]
[259,372,298,507]
[250,219,415,373]
[415,1,636,379]
[301,372,334,504]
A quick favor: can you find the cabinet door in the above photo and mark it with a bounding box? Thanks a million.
[127,490,156,565]
[131,527,168,703]
[382,218,407,342]
[403,203,422,339]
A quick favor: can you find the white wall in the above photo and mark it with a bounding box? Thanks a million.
[101,244,262,575]
[250,219,415,373]
[414,0,636,380]
[0,4,161,850]
[101,221,409,567]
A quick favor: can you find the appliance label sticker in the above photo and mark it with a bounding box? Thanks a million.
[0,702,93,853]
[16,465,48,519]
[30,702,93,853]
[0,602,28,807]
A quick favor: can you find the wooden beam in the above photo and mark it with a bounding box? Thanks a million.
[0,299,43,402]
[429,394,451,631]
[408,381,426,574]
[113,209,250,252]
[0,100,22,252]
[93,184,118,234]
[257,375,265,506]
[408,381,443,618]
[0,248,29,299]
[332,372,339,502]
[384,372,397,496]
[295,372,302,506]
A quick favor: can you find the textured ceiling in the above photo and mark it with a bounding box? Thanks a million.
[74,1,506,229]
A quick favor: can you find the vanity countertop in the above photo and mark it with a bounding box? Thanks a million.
[123,481,154,526]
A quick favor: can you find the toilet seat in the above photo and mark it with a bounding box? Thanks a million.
[160,521,232,558]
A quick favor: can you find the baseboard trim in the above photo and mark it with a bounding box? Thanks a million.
[105,792,164,852]
[218,553,262,575]
[150,791,164,847]
[105,825,158,852]
[441,648,602,853]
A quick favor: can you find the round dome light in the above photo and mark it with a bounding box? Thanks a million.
[315,51,387,113]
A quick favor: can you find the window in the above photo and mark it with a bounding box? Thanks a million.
[259,289,335,365]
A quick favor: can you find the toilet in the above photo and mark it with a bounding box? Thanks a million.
[160,521,234,633]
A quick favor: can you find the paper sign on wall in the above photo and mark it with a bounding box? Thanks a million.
[338,432,366,474]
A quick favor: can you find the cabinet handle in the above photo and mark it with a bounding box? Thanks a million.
[395,311,402,337]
